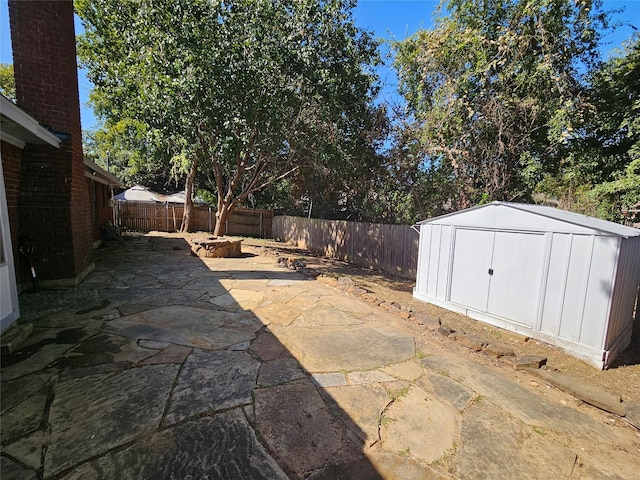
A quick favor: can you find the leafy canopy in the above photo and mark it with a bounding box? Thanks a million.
[393,0,611,211]
[76,0,381,231]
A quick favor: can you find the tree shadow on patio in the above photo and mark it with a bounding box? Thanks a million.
[0,234,432,479]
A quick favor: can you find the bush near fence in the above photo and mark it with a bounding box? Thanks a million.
[115,202,273,238]
[272,215,419,280]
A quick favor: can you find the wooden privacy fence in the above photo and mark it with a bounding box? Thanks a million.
[272,216,419,280]
[115,201,273,238]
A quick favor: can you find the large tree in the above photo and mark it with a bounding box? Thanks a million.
[76,0,380,234]
[538,34,640,222]
[393,0,611,210]
[0,63,15,101]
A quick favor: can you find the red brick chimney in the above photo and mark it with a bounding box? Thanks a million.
[9,0,94,283]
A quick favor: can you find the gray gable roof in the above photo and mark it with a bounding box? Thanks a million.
[418,201,640,238]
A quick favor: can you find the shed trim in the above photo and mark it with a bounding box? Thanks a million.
[416,202,640,238]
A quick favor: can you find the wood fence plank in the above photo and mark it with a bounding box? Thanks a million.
[272,216,418,280]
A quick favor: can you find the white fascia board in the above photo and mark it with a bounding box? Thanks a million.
[1,96,61,148]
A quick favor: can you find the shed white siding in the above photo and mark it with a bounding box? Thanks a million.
[414,202,640,369]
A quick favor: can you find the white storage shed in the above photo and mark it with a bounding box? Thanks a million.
[413,202,640,369]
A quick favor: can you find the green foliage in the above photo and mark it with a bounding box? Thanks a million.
[393,0,612,212]
[554,34,640,222]
[76,0,381,232]
[0,63,15,101]
[83,119,178,192]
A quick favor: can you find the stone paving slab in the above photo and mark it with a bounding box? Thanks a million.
[2,429,48,469]
[453,401,579,480]
[272,324,416,372]
[60,411,288,480]
[45,364,179,477]
[324,382,392,448]
[2,234,639,480]
[380,386,459,464]
[164,349,259,425]
[308,453,449,480]
[1,372,53,413]
[1,456,37,480]
[105,305,262,349]
[254,381,363,479]
[0,392,47,441]
[258,357,307,387]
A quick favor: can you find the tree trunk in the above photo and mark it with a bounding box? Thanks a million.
[179,160,197,233]
[213,201,236,237]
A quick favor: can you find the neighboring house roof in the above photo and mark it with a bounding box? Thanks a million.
[417,201,640,238]
[0,94,61,148]
[114,185,162,202]
[163,191,208,205]
[115,185,208,204]
[84,157,123,187]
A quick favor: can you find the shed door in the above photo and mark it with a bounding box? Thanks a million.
[449,229,494,312]
[486,231,545,327]
[449,228,544,328]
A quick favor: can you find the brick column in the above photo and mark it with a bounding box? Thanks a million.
[9,0,94,283]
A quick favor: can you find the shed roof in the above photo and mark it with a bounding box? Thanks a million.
[417,201,640,238]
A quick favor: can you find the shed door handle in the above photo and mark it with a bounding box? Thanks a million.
[488,268,494,275]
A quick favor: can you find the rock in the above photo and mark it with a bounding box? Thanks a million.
[336,277,355,290]
[412,312,440,331]
[513,355,547,370]
[299,267,320,278]
[457,334,486,352]
[500,355,517,367]
[359,293,380,305]
[527,368,625,416]
[437,326,454,337]
[348,287,368,296]
[1,323,34,356]
[189,237,242,258]
[484,344,515,358]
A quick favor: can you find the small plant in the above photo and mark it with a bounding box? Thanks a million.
[533,427,546,436]
[436,368,450,377]
[415,351,427,359]
[387,386,411,401]
[379,415,397,428]
[398,447,411,456]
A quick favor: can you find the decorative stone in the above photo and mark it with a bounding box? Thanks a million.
[513,355,547,370]
[437,325,454,337]
[1,323,34,356]
[336,277,355,290]
[190,236,242,258]
[412,312,440,331]
[484,344,515,358]
[457,334,486,352]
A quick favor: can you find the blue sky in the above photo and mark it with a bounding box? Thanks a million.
[1,0,639,132]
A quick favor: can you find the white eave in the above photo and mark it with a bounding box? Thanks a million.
[84,157,123,187]
[1,95,61,149]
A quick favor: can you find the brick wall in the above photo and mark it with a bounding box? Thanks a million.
[93,181,113,242]
[9,0,94,282]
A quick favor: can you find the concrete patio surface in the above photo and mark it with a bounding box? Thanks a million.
[1,232,639,479]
